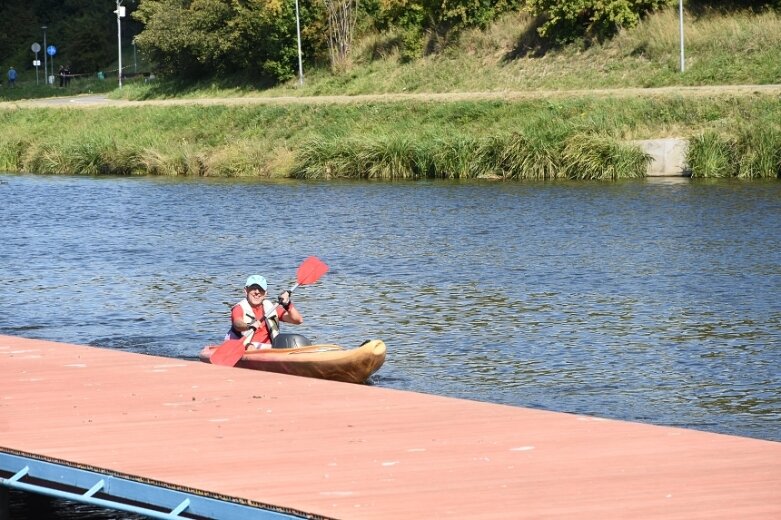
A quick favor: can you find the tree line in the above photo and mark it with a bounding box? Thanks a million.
[0,0,142,77]
[1,0,778,83]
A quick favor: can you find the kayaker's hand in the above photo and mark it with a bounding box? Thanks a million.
[248,320,261,331]
[278,291,291,310]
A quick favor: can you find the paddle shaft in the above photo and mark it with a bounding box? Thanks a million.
[260,281,300,320]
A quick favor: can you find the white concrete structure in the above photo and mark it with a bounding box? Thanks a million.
[635,138,690,177]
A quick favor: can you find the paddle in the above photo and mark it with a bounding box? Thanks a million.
[209,256,329,367]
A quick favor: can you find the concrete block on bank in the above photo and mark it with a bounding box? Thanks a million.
[634,138,690,177]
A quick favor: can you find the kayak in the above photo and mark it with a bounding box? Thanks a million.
[199,339,386,384]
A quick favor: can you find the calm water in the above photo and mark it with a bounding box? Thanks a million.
[1,173,780,518]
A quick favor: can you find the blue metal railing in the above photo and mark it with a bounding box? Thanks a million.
[0,452,301,519]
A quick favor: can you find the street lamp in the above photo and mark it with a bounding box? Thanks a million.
[114,0,126,88]
[42,26,48,85]
[679,0,685,73]
[295,0,303,85]
[132,38,137,73]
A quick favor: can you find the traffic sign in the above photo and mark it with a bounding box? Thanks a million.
[47,45,57,56]
[33,60,41,67]
[31,43,41,53]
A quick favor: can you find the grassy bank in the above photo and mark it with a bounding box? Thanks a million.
[1,7,780,180]
[1,93,780,179]
[114,7,781,100]
[299,8,781,95]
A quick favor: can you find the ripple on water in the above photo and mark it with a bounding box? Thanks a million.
[1,174,780,518]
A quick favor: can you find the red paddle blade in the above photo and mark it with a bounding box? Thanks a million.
[209,338,246,367]
[296,256,329,286]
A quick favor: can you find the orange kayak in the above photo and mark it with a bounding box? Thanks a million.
[199,339,386,384]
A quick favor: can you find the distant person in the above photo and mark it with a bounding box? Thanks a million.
[7,66,16,88]
[58,65,65,87]
[225,275,303,349]
[64,65,72,86]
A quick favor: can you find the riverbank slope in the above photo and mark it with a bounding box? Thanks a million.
[0,8,779,179]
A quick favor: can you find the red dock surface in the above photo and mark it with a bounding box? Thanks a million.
[1,335,780,519]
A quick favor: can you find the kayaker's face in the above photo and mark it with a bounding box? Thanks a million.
[246,285,266,307]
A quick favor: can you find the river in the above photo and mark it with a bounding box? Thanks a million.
[1,173,779,518]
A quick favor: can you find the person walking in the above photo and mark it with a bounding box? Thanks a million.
[7,66,17,88]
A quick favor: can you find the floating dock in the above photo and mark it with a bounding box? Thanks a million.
[1,335,779,519]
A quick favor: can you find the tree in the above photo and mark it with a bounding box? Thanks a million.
[525,0,674,45]
[371,0,523,59]
[133,0,324,82]
[0,3,38,68]
[0,0,141,77]
[322,0,359,72]
[375,0,522,32]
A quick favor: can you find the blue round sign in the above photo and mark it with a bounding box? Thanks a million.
[47,45,57,56]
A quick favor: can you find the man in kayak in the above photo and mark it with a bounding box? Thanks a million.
[226,274,303,349]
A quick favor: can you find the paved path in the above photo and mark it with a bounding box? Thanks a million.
[3,83,781,109]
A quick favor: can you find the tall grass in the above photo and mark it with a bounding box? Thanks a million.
[689,125,781,179]
[482,133,562,180]
[687,131,735,178]
[427,135,482,179]
[735,126,781,179]
[293,131,648,180]
[2,92,780,179]
[562,135,649,180]
[0,136,26,171]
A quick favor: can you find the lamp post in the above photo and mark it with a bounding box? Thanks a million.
[679,0,685,73]
[42,26,48,85]
[294,0,303,85]
[114,0,125,88]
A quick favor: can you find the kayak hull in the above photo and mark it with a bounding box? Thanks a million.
[199,339,386,384]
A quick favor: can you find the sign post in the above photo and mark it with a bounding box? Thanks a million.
[31,43,41,85]
[47,45,57,85]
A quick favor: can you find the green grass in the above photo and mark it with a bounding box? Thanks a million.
[108,7,781,101]
[1,94,779,179]
[1,7,780,179]
[687,131,735,178]
[688,125,781,179]
[0,74,123,102]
